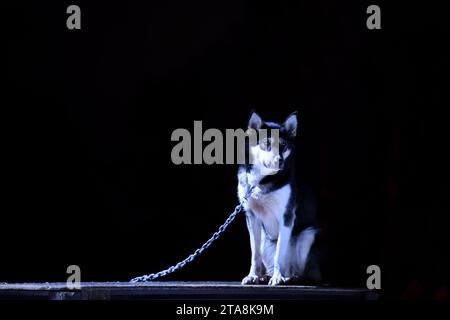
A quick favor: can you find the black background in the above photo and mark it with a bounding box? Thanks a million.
[4,1,449,299]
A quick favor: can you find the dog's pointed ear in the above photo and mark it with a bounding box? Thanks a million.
[248,110,263,130]
[284,111,298,137]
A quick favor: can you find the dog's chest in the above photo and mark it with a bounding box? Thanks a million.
[247,184,292,237]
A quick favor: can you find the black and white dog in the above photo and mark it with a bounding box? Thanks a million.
[238,111,320,285]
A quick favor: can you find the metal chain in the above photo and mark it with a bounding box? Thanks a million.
[130,185,255,283]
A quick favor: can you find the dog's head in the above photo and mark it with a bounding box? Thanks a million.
[247,111,298,175]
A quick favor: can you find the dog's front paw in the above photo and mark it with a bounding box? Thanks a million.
[241,275,268,285]
[268,273,289,286]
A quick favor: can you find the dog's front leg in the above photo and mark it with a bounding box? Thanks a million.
[269,224,292,285]
[242,212,266,285]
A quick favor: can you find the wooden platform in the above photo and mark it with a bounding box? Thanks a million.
[0,281,378,300]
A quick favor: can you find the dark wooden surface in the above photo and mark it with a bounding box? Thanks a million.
[0,281,378,300]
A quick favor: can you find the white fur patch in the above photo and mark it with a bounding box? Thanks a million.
[282,149,291,160]
[292,227,317,275]
[247,184,291,239]
[250,145,281,174]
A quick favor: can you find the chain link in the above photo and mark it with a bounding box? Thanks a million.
[130,185,255,283]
